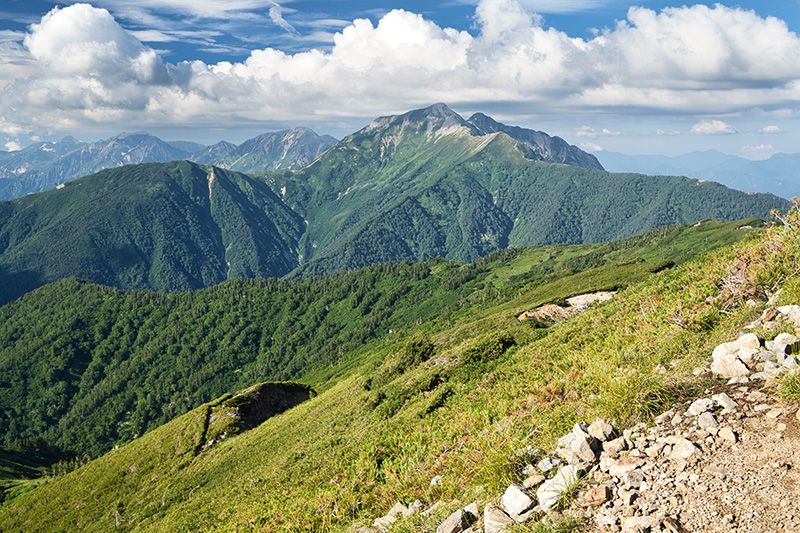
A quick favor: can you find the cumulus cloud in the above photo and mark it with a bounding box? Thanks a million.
[2,1,800,140]
[690,120,737,135]
[4,140,21,151]
[740,144,776,160]
[759,125,784,134]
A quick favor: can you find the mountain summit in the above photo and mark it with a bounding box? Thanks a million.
[468,112,604,170]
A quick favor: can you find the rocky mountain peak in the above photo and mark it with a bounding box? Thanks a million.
[467,112,604,170]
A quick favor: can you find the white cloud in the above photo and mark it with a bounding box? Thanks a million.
[575,125,620,138]
[580,141,603,152]
[4,141,21,151]
[517,1,607,14]
[92,0,277,20]
[690,120,737,135]
[0,30,26,42]
[759,125,784,134]
[656,129,680,136]
[740,144,776,160]
[269,3,300,36]
[3,1,800,140]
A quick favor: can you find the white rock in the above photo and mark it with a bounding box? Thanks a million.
[596,514,618,527]
[373,502,411,532]
[483,504,514,533]
[588,419,615,442]
[669,438,700,460]
[536,465,581,512]
[697,412,718,429]
[436,509,469,533]
[500,484,535,517]
[712,392,737,410]
[687,398,715,416]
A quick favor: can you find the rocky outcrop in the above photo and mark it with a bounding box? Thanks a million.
[518,292,617,323]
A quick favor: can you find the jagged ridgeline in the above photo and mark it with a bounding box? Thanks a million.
[0,218,766,460]
[260,104,787,276]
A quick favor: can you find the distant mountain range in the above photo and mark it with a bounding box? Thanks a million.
[0,129,338,201]
[597,150,800,200]
[0,103,787,305]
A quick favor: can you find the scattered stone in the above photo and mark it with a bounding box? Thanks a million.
[603,436,627,455]
[522,474,546,490]
[422,501,445,517]
[718,426,738,444]
[436,509,471,533]
[712,392,737,411]
[430,475,443,486]
[537,465,581,512]
[589,419,615,442]
[537,457,559,473]
[687,398,715,416]
[373,502,412,531]
[500,484,535,517]
[609,457,644,477]
[483,504,514,533]
[697,412,719,430]
[670,438,700,460]
[582,485,612,507]
[596,513,618,527]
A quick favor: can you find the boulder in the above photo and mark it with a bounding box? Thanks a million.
[687,398,714,416]
[436,509,470,533]
[669,438,700,460]
[373,502,412,531]
[712,392,737,411]
[484,503,515,533]
[711,334,762,378]
[500,484,535,516]
[588,419,615,442]
[537,465,581,512]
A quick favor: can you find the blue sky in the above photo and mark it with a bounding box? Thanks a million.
[0,1,799,158]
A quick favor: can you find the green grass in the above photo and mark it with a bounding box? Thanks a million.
[3,212,800,531]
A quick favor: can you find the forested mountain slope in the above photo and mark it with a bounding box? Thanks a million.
[0,161,304,305]
[262,104,787,276]
[0,104,787,304]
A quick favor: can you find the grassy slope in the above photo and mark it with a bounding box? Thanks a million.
[3,214,798,532]
[0,219,762,463]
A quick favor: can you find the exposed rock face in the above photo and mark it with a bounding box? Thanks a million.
[467,113,605,170]
[204,382,313,447]
[518,292,617,323]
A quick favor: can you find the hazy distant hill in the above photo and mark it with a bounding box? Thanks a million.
[0,128,339,201]
[597,150,800,200]
[197,127,338,173]
[0,133,194,201]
